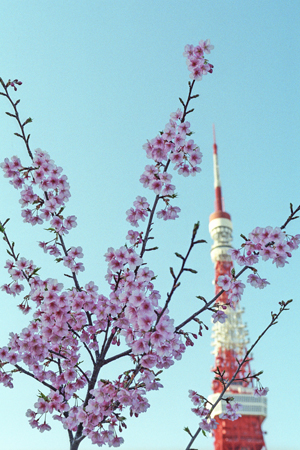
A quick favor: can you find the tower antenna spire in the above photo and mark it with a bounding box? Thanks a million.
[213,123,217,148]
[212,124,223,212]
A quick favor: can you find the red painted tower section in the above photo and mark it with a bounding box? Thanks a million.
[208,127,267,450]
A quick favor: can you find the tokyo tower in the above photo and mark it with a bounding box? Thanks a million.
[208,127,267,450]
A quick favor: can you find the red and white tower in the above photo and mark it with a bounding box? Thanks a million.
[208,127,267,450]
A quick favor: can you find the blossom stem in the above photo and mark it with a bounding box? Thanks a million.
[0,221,30,283]
[184,300,291,450]
[156,222,201,323]
[67,324,96,366]
[281,203,300,230]
[0,78,33,159]
[140,81,197,258]
[0,83,86,298]
[14,364,56,392]
[102,348,132,366]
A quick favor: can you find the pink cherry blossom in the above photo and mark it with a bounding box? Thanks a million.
[254,387,269,397]
[212,310,228,323]
[217,275,232,291]
[247,273,270,289]
[199,417,218,432]
[219,402,242,421]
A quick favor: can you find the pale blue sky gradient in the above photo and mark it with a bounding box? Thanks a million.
[0,1,299,450]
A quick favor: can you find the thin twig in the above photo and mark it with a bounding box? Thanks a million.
[281,204,300,230]
[175,266,249,331]
[156,222,203,323]
[184,299,292,450]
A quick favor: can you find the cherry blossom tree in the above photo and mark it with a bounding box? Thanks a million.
[0,41,299,450]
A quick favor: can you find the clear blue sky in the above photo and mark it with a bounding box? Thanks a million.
[0,1,299,450]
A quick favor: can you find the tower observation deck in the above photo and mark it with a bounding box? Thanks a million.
[208,127,267,450]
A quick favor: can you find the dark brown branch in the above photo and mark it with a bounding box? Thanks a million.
[281,204,300,230]
[176,266,249,331]
[0,78,33,159]
[14,364,56,392]
[67,324,96,366]
[156,222,203,324]
[102,349,132,366]
[48,349,90,383]
[139,81,198,258]
[0,221,31,284]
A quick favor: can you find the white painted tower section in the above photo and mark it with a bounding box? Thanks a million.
[211,302,249,357]
[209,217,233,263]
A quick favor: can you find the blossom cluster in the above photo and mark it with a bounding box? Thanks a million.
[125,44,213,230]
[189,390,210,417]
[1,76,199,445]
[189,391,244,431]
[0,149,76,235]
[211,277,247,323]
[183,39,214,80]
[1,245,86,310]
[104,245,186,368]
[1,257,36,299]
[229,226,300,269]
[126,196,150,227]
[62,246,85,274]
[214,227,300,324]
[143,112,203,177]
[254,386,269,397]
[199,417,218,433]
[189,390,218,433]
[127,109,203,227]
[0,234,186,445]
[217,276,246,308]
[0,262,182,443]
[219,402,242,421]
[8,79,22,91]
